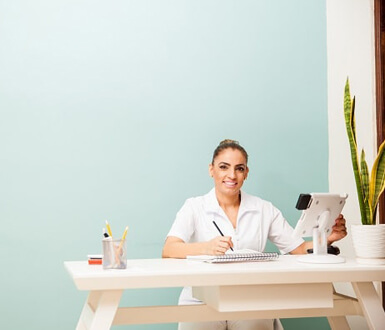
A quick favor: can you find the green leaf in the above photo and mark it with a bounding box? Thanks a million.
[344,79,367,224]
[361,149,369,200]
[365,199,372,225]
[351,96,356,144]
[360,150,371,224]
[360,151,371,224]
[369,140,385,224]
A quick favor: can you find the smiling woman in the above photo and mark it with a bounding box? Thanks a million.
[161,139,348,330]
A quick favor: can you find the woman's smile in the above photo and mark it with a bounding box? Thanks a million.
[223,180,237,188]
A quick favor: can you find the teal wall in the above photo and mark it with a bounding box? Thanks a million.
[0,1,330,329]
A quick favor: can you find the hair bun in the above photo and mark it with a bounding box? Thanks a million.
[220,139,239,146]
[212,139,248,164]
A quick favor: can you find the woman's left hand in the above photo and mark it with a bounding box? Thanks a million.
[327,214,347,245]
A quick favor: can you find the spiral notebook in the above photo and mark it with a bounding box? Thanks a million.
[187,249,279,263]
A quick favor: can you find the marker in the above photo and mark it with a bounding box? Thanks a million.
[103,228,109,238]
[212,221,234,251]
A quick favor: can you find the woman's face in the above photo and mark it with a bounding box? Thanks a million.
[209,148,249,198]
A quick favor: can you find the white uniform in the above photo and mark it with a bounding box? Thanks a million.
[167,188,303,330]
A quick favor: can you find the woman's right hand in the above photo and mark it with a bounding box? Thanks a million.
[206,236,234,255]
[162,236,234,259]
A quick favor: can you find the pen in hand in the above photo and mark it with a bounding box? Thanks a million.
[212,220,234,251]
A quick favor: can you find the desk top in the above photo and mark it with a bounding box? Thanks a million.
[64,255,385,291]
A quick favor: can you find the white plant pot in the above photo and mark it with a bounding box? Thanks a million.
[351,224,385,265]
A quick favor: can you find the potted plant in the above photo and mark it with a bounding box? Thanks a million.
[344,78,385,264]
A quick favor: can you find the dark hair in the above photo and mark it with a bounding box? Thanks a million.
[211,139,248,164]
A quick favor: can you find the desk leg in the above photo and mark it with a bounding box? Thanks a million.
[327,287,352,330]
[327,316,350,330]
[352,282,385,330]
[76,290,123,330]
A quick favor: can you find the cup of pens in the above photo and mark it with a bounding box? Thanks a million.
[102,222,128,270]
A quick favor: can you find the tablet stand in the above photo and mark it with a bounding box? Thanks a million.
[297,210,345,264]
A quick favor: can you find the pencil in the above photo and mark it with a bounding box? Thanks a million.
[118,226,129,251]
[105,220,113,238]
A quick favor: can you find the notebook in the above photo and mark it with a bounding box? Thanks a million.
[186,249,279,263]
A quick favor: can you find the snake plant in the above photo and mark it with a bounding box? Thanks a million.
[344,78,385,225]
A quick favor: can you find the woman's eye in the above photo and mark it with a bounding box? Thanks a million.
[237,167,245,172]
[219,165,228,170]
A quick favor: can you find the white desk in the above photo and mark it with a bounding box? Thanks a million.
[64,255,385,330]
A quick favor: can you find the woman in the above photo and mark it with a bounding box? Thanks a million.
[162,139,347,330]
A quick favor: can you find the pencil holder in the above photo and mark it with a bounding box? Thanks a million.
[102,238,127,269]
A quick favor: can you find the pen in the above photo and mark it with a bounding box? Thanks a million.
[103,228,109,238]
[212,221,234,251]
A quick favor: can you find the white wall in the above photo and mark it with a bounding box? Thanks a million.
[327,0,376,329]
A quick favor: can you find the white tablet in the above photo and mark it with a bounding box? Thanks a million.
[293,193,348,239]
[293,193,348,264]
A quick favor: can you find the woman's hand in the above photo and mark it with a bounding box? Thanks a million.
[162,236,233,258]
[327,214,347,245]
[206,236,234,255]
